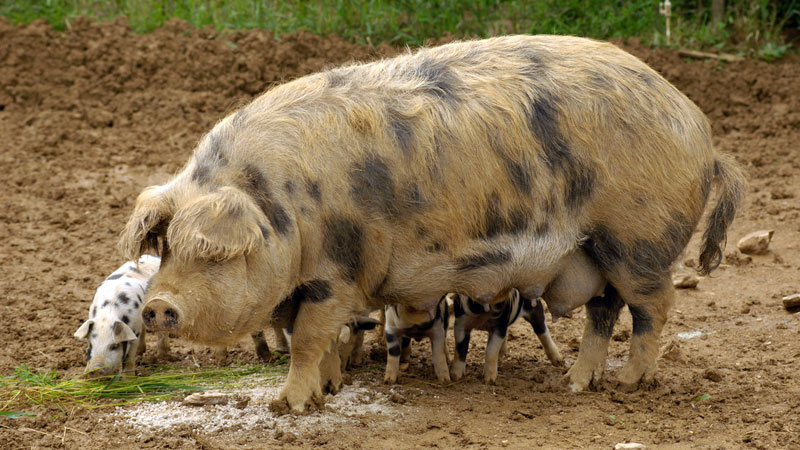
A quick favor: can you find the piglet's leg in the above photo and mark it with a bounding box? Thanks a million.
[137,328,147,355]
[399,336,412,371]
[272,326,290,354]
[522,296,563,366]
[450,305,471,381]
[384,327,403,384]
[429,324,451,383]
[484,328,507,384]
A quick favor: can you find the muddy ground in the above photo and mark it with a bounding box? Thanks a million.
[1,17,799,449]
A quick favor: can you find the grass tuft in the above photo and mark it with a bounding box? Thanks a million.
[0,363,287,412]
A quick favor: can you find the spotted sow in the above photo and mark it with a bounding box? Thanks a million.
[120,35,744,412]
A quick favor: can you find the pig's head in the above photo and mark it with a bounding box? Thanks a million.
[74,315,138,378]
[120,183,296,347]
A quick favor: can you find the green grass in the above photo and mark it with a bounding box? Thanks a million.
[0,363,287,413]
[0,0,796,58]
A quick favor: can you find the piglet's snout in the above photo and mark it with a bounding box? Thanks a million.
[142,297,181,332]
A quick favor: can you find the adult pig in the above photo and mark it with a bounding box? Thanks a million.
[120,35,744,412]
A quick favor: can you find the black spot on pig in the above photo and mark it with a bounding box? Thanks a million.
[241,165,291,236]
[122,315,130,324]
[106,273,123,281]
[118,293,130,305]
[628,213,695,295]
[284,180,295,195]
[456,249,510,271]
[413,57,459,101]
[295,280,332,303]
[388,108,414,155]
[259,224,270,240]
[564,162,596,210]
[583,226,625,273]
[306,179,322,202]
[503,158,533,195]
[506,207,529,235]
[350,156,396,217]
[91,307,97,318]
[268,203,291,236]
[586,285,625,338]
[324,215,365,281]
[628,305,653,336]
[191,164,211,185]
[526,93,571,174]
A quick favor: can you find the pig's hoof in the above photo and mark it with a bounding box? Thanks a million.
[278,383,324,414]
[564,362,603,392]
[484,375,497,385]
[616,363,657,391]
[436,372,451,384]
[449,364,465,381]
[268,399,292,416]
[322,377,342,395]
[399,362,410,372]
[383,372,398,384]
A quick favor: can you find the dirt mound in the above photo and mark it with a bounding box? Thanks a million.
[1,18,798,449]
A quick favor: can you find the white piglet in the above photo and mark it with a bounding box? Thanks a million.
[74,255,160,378]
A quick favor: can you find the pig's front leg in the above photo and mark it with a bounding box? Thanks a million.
[274,288,353,413]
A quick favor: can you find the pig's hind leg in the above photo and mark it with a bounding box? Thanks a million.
[565,285,624,391]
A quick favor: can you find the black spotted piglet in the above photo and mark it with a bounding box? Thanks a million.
[74,255,160,378]
[383,298,450,384]
[450,289,563,384]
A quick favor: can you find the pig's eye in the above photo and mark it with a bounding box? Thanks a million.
[109,344,120,351]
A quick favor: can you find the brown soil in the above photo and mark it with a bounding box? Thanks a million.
[1,17,799,450]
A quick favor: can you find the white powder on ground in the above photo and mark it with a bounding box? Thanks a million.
[111,379,402,435]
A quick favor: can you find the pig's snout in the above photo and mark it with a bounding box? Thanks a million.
[142,298,181,332]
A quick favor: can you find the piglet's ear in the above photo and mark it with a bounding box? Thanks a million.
[353,316,381,331]
[167,186,266,262]
[338,324,352,344]
[119,185,173,261]
[74,320,94,340]
[113,321,138,344]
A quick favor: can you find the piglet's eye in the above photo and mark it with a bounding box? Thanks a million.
[109,344,120,351]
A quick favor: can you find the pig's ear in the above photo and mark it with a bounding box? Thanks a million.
[119,186,173,260]
[167,186,266,262]
[113,321,138,343]
[74,320,94,340]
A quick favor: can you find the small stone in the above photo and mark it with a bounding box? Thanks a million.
[782,294,800,310]
[673,273,700,289]
[615,443,645,449]
[182,392,230,406]
[703,368,723,382]
[737,230,773,255]
[660,341,683,363]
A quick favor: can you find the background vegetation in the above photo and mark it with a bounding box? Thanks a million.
[0,1,798,58]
